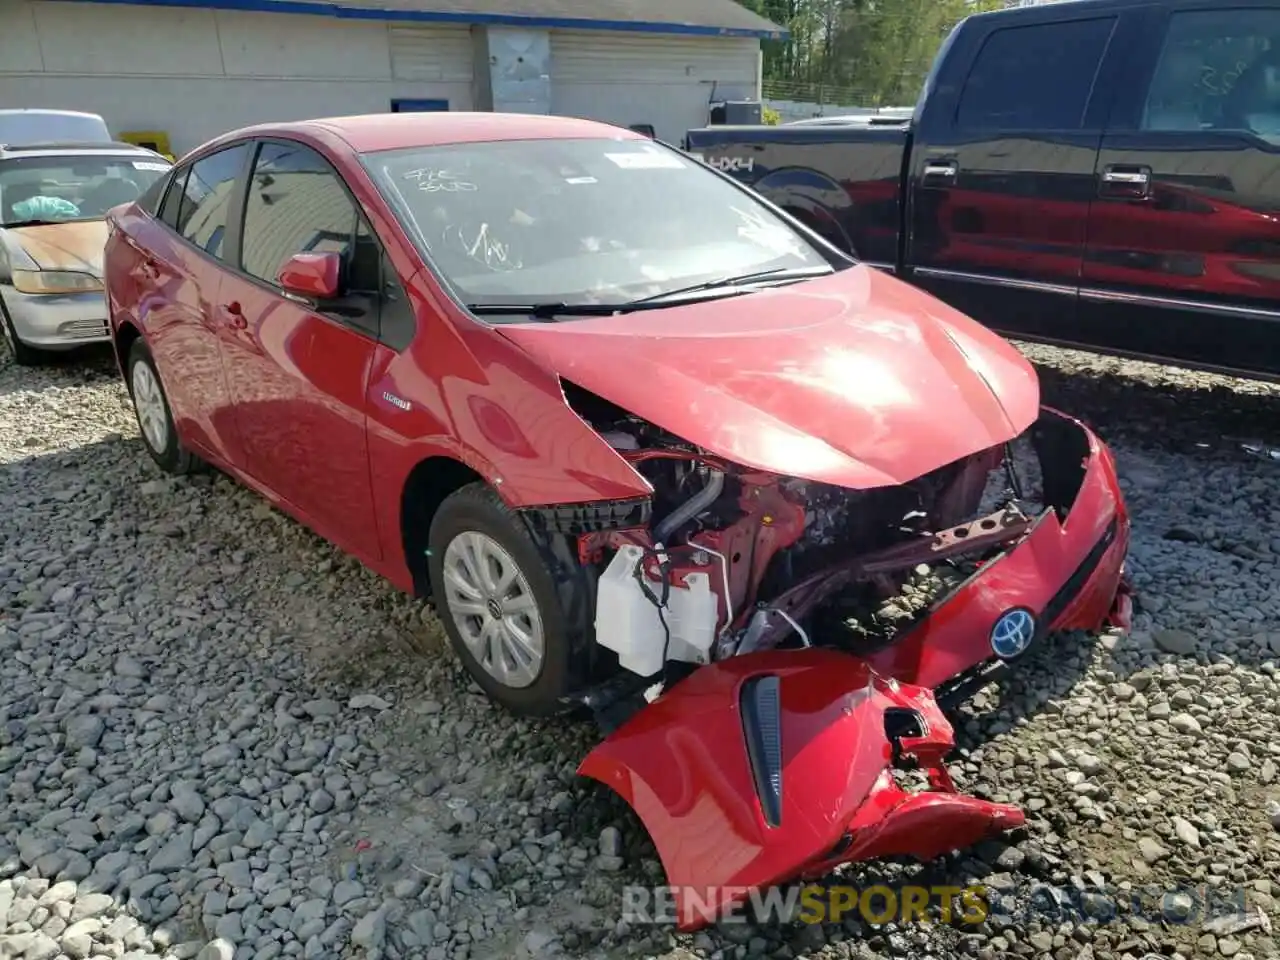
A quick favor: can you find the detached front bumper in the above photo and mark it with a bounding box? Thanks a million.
[578,408,1130,931]
[580,651,1024,930]
[1,284,110,349]
[863,406,1132,690]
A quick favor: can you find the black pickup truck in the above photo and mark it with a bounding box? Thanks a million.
[686,0,1280,381]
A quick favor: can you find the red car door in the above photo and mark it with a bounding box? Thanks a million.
[215,139,382,561]
[128,144,254,466]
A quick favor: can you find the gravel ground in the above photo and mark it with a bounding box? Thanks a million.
[1,339,1278,960]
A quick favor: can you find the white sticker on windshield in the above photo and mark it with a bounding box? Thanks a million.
[603,148,685,170]
[732,205,808,260]
[132,161,170,172]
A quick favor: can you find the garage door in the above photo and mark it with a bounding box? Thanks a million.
[550,31,759,143]
[388,25,474,93]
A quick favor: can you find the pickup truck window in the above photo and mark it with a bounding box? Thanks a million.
[1142,8,1280,141]
[956,17,1116,131]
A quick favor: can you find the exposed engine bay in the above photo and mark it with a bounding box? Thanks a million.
[560,381,1051,710]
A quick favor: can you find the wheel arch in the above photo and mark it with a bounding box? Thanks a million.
[113,319,144,381]
[400,455,487,600]
[753,166,859,256]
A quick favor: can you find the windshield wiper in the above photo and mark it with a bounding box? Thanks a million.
[2,218,64,228]
[464,265,836,319]
[625,265,835,304]
[466,301,672,319]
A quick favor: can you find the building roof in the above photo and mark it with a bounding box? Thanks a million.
[94,0,788,38]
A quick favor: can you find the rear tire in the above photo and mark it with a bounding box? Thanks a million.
[428,483,572,717]
[0,296,46,367]
[126,339,200,475]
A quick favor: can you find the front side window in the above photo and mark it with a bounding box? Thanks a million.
[1141,9,1280,140]
[955,17,1116,131]
[176,144,250,260]
[360,137,834,315]
[241,141,362,286]
[240,141,379,335]
[0,154,170,226]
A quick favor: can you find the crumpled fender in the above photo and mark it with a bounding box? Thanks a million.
[578,649,1024,930]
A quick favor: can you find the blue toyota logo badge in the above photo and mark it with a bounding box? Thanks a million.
[990,608,1037,659]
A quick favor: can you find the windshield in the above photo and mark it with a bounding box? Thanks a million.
[361,137,837,315]
[0,154,169,226]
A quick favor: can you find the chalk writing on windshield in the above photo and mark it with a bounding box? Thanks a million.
[446,222,521,270]
[403,168,478,193]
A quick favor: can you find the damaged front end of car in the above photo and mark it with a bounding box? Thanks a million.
[518,380,1132,931]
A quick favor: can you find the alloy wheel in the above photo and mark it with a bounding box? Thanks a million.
[441,531,545,688]
[131,361,169,453]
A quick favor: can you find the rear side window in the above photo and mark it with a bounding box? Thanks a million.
[158,169,188,230]
[1141,8,1280,140]
[177,144,250,260]
[956,17,1117,131]
[136,169,172,217]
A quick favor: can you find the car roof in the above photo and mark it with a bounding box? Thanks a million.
[0,141,167,160]
[0,109,105,118]
[203,112,649,156]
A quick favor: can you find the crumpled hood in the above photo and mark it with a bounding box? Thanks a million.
[6,220,107,276]
[498,265,1040,489]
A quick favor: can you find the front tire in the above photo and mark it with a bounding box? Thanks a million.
[428,483,572,717]
[0,296,46,367]
[126,339,199,475]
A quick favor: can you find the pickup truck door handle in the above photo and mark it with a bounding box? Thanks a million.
[1099,164,1152,199]
[922,158,958,183]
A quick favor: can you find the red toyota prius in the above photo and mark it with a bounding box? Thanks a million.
[104,112,1132,929]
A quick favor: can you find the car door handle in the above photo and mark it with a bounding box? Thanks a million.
[1100,165,1152,198]
[221,302,248,330]
[922,159,958,182]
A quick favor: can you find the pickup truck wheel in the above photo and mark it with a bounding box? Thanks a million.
[126,340,200,475]
[0,296,46,367]
[428,483,571,717]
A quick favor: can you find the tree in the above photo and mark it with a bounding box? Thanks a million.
[739,0,1003,106]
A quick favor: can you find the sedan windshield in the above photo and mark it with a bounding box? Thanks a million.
[0,154,169,226]
[361,137,840,316]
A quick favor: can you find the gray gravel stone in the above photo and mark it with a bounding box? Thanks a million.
[196,940,235,960]
[332,880,363,907]
[1153,627,1197,654]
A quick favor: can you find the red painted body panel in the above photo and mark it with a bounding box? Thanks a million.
[498,265,1041,489]
[578,649,1024,931]
[215,271,384,560]
[862,411,1129,688]
[106,223,245,467]
[277,252,342,300]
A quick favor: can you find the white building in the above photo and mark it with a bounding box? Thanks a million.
[0,0,784,153]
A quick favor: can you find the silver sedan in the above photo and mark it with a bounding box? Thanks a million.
[1,143,170,365]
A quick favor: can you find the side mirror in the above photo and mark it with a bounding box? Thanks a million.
[277,251,342,301]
